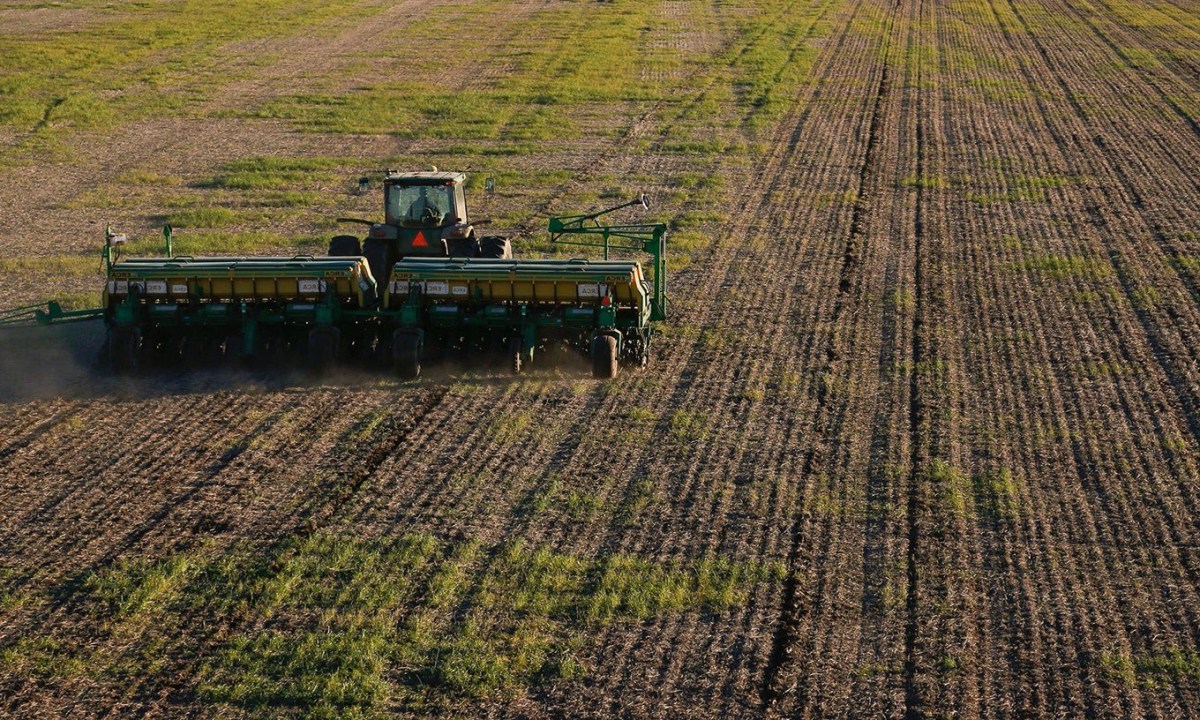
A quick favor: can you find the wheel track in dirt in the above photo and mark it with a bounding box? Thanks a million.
[598,9,882,717]
[902,0,984,713]
[345,3,865,710]
[763,0,904,712]
[314,0,888,710]
[504,0,912,713]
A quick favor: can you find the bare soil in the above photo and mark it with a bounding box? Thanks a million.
[2,0,1199,717]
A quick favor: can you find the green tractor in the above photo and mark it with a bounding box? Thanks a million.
[330,169,511,290]
[0,171,668,380]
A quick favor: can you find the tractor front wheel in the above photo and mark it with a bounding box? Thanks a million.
[393,330,422,379]
[590,334,618,380]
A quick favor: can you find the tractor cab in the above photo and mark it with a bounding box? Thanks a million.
[385,172,463,229]
[330,170,511,289]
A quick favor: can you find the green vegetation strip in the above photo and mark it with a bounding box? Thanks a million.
[0,0,374,159]
[0,533,784,714]
[255,0,828,148]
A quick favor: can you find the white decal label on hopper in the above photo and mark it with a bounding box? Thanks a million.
[146,281,168,295]
[578,283,608,298]
[298,279,325,293]
[171,284,188,295]
[108,281,128,295]
[425,281,449,295]
[451,284,469,296]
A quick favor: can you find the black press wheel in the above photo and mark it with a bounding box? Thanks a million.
[509,334,524,375]
[393,330,421,379]
[224,334,246,364]
[328,234,362,257]
[631,335,651,368]
[590,334,618,380]
[308,327,340,373]
[108,327,141,374]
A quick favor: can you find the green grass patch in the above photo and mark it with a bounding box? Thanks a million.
[615,477,657,525]
[208,156,349,190]
[928,459,970,519]
[1101,648,1200,688]
[0,0,376,161]
[117,170,181,186]
[670,409,709,444]
[121,230,321,256]
[1015,254,1112,280]
[900,174,948,190]
[0,532,783,708]
[971,468,1020,522]
[1131,286,1161,310]
[491,410,534,444]
[165,207,242,228]
[0,254,99,277]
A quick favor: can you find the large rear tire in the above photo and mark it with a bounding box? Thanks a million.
[448,236,481,258]
[479,235,511,259]
[590,334,618,380]
[393,330,421,379]
[108,328,141,374]
[328,234,362,257]
[363,238,392,288]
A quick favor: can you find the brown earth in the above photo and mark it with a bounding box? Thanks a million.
[1,0,1199,717]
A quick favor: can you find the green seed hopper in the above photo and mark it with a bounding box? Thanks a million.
[0,189,668,378]
[386,256,654,377]
[103,249,379,371]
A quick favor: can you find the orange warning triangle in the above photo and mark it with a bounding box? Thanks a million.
[412,230,429,248]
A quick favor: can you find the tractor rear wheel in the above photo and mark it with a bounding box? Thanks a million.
[393,330,421,379]
[308,327,339,373]
[448,236,481,258]
[108,328,140,373]
[590,334,618,380]
[479,235,512,259]
[363,238,392,287]
[328,235,362,257]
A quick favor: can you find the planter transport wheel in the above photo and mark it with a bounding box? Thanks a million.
[590,334,618,380]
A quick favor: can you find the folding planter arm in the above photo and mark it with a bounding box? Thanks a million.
[547,196,668,322]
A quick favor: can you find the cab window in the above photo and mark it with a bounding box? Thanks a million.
[386,184,456,226]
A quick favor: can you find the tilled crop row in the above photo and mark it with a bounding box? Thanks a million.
[892,0,1200,715]
[3,0,1200,717]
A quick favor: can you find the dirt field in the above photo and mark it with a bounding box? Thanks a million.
[2,0,1199,717]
